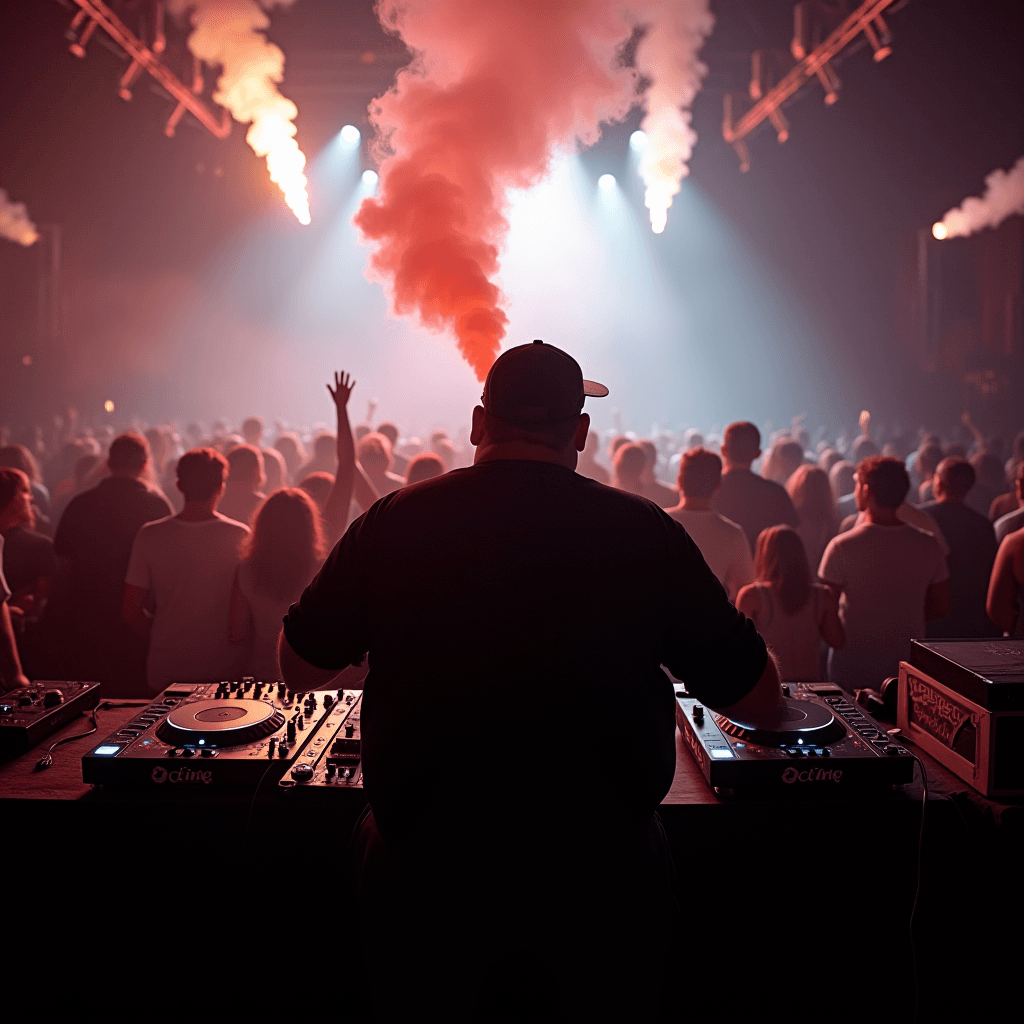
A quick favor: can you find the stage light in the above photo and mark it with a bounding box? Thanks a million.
[362,169,379,187]
[104,400,115,412]
[629,130,647,151]
[21,355,32,366]
[932,221,948,240]
[598,174,616,191]
[340,124,361,148]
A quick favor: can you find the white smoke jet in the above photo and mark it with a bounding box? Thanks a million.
[0,189,39,246]
[170,0,310,224]
[633,0,714,234]
[934,155,1024,239]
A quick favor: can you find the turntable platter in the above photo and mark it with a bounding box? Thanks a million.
[157,699,285,747]
[712,697,846,748]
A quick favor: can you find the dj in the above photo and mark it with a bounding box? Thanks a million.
[280,341,782,1019]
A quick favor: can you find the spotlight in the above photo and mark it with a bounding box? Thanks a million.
[339,124,361,147]
[932,221,948,240]
[104,400,115,413]
[362,169,379,187]
[598,174,616,191]
[629,130,647,151]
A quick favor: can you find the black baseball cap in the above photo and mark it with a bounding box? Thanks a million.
[481,340,609,424]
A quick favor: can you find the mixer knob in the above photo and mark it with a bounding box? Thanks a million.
[781,684,790,697]
[17,696,33,706]
[286,721,296,742]
[181,747,196,758]
[692,705,704,723]
[345,724,355,738]
[323,693,334,708]
[43,689,64,707]
[292,763,313,782]
[278,744,289,758]
[253,683,263,699]
[267,738,277,758]
[277,682,287,698]
[326,763,337,778]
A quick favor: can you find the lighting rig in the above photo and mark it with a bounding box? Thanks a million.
[61,0,230,140]
[722,0,900,172]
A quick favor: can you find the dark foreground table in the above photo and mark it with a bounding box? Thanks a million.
[1,705,1019,1021]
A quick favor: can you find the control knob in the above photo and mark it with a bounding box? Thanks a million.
[292,763,314,782]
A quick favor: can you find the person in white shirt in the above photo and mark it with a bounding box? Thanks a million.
[667,448,753,601]
[123,448,250,692]
[819,457,950,693]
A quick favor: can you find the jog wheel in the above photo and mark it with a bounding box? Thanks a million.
[156,699,285,748]
[712,697,846,748]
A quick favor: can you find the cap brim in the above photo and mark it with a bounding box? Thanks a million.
[583,379,609,399]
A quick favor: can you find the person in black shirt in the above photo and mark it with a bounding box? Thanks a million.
[281,341,782,1019]
[714,420,800,552]
[52,434,172,693]
[921,457,999,637]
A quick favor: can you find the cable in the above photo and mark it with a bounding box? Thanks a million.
[907,750,928,1024]
[240,759,277,858]
[34,700,150,771]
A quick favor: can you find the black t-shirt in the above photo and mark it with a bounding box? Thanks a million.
[714,468,800,551]
[920,500,1000,638]
[54,477,173,631]
[285,460,766,850]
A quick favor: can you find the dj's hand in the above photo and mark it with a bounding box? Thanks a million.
[714,652,786,729]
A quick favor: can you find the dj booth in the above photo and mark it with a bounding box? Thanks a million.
[1,666,1020,1022]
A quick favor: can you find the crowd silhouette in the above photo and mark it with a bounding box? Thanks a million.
[1,382,1022,696]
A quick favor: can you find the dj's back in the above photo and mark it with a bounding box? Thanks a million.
[284,459,765,848]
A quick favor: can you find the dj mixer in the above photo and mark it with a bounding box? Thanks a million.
[278,689,363,789]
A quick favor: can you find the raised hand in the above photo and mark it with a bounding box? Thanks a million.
[327,371,355,410]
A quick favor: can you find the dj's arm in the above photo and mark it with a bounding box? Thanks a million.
[278,630,345,693]
[713,650,784,725]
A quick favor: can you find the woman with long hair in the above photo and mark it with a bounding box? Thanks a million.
[229,371,361,681]
[230,487,325,681]
[736,525,844,681]
[786,464,840,570]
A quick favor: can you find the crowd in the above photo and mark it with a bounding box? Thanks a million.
[1,381,1022,697]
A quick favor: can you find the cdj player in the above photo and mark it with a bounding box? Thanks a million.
[677,682,915,794]
[82,679,338,788]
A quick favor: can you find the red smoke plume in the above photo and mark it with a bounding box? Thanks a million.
[354,1,638,380]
